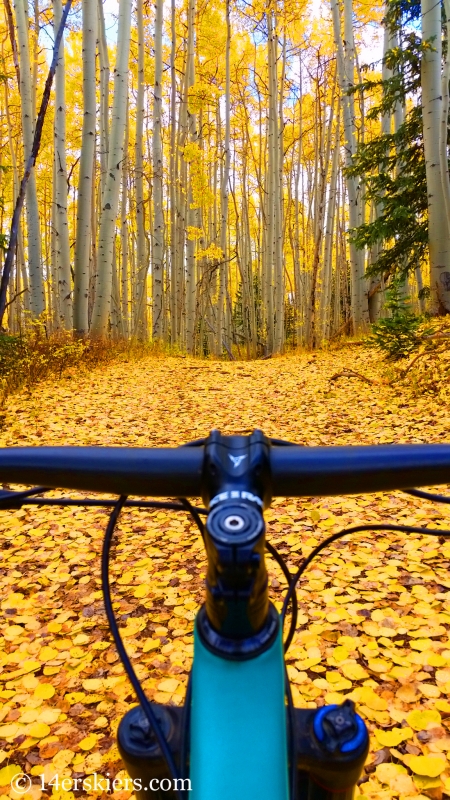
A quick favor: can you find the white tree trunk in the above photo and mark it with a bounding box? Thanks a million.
[439,0,450,235]
[73,0,97,334]
[331,0,367,332]
[152,0,164,339]
[134,0,147,338]
[218,0,230,356]
[97,0,110,202]
[421,0,450,313]
[90,0,131,336]
[185,0,197,353]
[53,0,72,329]
[14,0,45,317]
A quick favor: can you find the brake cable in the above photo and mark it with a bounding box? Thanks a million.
[102,497,186,800]
[281,521,450,651]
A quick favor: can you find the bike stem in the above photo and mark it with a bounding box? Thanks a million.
[198,429,278,657]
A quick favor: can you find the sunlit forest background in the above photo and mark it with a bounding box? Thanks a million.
[0,0,449,357]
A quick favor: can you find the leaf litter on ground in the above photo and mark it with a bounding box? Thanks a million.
[0,345,449,799]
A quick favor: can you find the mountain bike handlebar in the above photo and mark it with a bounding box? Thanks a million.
[0,441,449,497]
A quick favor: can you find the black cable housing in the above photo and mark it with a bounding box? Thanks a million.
[403,488,450,504]
[266,540,298,652]
[281,522,450,626]
[101,496,184,800]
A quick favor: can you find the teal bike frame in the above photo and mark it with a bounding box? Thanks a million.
[190,620,289,800]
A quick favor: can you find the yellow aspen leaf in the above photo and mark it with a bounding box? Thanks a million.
[331,646,348,662]
[72,634,89,645]
[0,763,21,787]
[38,646,59,662]
[409,755,446,777]
[52,750,74,770]
[410,639,432,651]
[407,709,441,730]
[375,762,407,784]
[27,722,51,738]
[34,683,55,700]
[435,699,450,713]
[367,658,393,673]
[0,723,19,738]
[324,692,346,705]
[65,692,86,704]
[93,716,108,729]
[84,752,103,772]
[388,665,414,679]
[374,727,413,747]
[426,653,447,667]
[396,684,418,703]
[22,675,39,690]
[435,669,450,684]
[157,678,179,693]
[78,733,98,751]
[82,678,103,691]
[69,647,85,658]
[47,622,62,633]
[133,584,151,598]
[418,683,441,699]
[142,638,160,652]
[358,688,388,711]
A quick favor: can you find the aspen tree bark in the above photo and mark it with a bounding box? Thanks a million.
[73,0,97,335]
[97,0,110,200]
[421,0,450,313]
[266,11,276,352]
[90,0,131,336]
[134,0,147,338]
[439,0,450,233]
[152,0,164,340]
[218,0,231,356]
[273,23,285,353]
[330,0,367,331]
[53,0,72,329]
[14,0,45,317]
[185,0,197,353]
[169,0,177,344]
[121,106,129,338]
[320,112,340,342]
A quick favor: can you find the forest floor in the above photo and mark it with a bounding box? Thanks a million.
[0,345,449,800]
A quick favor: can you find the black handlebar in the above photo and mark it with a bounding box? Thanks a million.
[0,442,449,498]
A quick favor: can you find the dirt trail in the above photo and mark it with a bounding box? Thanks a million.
[0,347,449,799]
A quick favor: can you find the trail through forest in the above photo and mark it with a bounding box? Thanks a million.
[0,347,450,800]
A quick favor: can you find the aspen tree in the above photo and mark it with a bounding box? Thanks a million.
[121,105,129,338]
[320,111,340,343]
[185,0,197,353]
[152,0,164,339]
[218,0,231,356]
[52,0,72,329]
[97,0,109,201]
[440,0,450,233]
[421,0,450,313]
[13,0,45,317]
[134,0,146,338]
[73,0,97,335]
[90,0,131,336]
[330,0,367,331]
[169,0,177,343]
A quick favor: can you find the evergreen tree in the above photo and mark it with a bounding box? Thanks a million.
[346,0,428,281]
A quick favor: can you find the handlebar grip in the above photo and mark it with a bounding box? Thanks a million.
[0,447,204,497]
[271,444,450,496]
